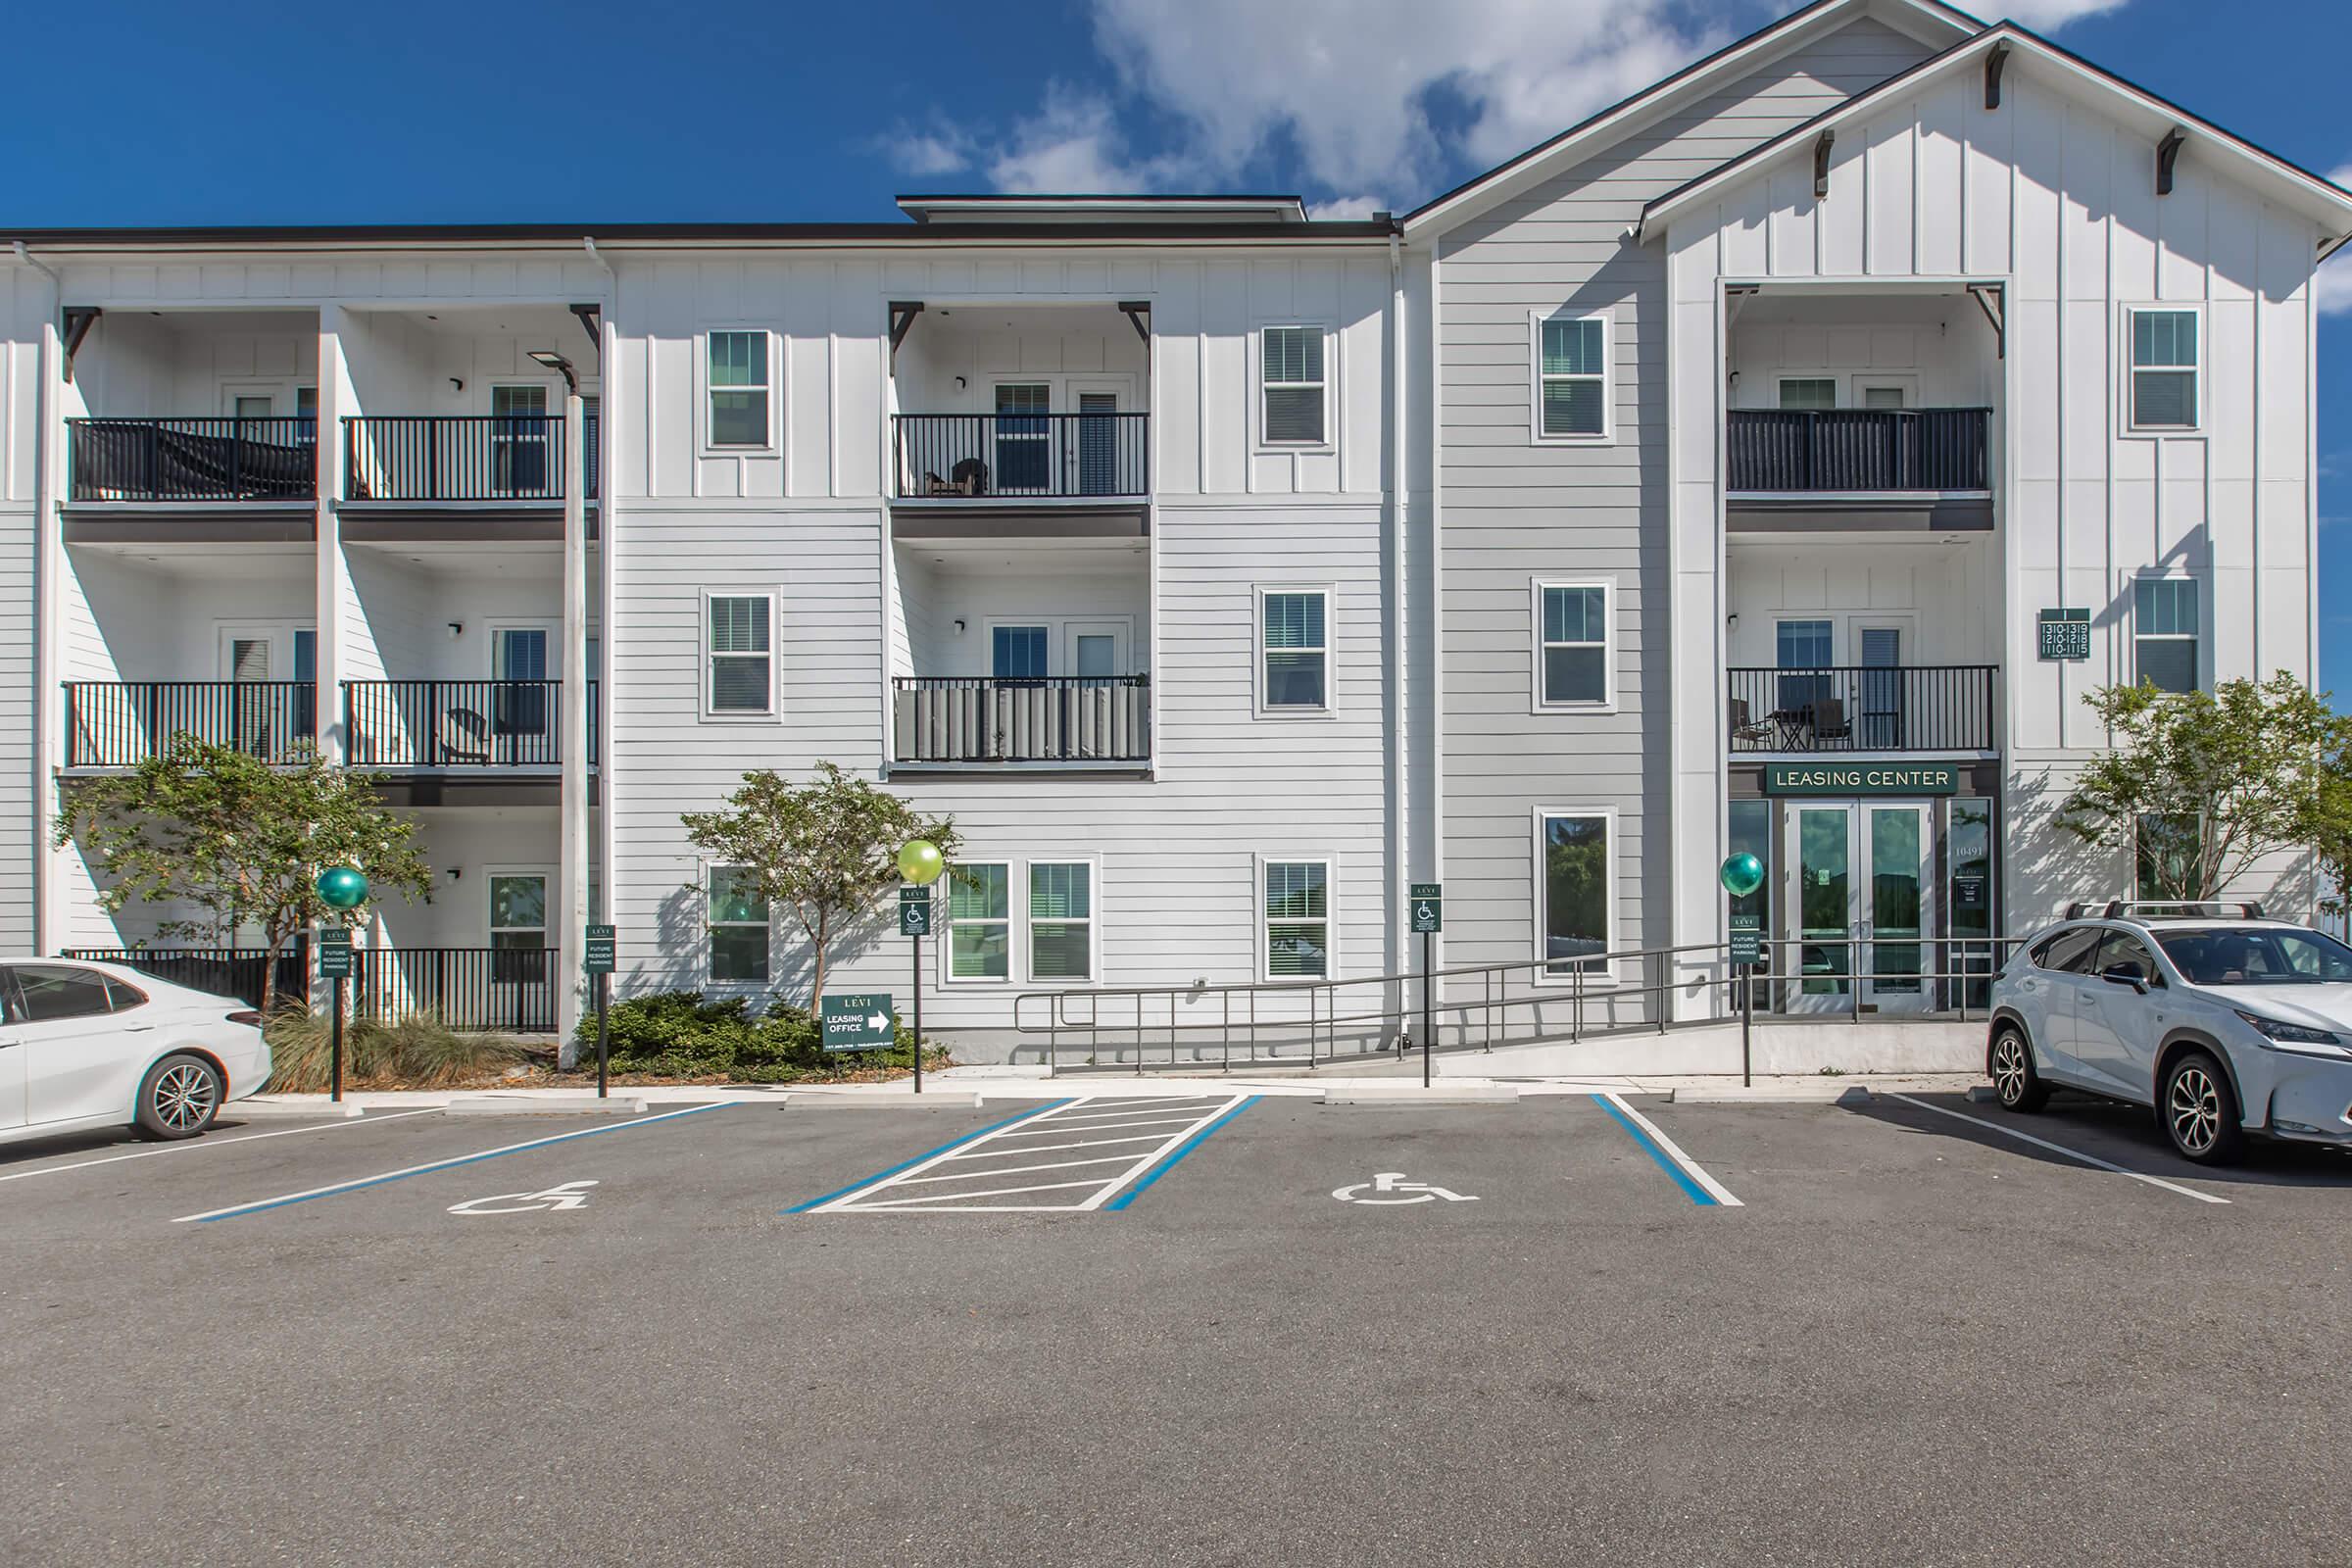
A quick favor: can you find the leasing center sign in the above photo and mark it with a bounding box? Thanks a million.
[1763,762,1961,797]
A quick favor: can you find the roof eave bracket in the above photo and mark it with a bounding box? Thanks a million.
[1118,301,1151,343]
[1813,129,1835,202]
[1984,42,2010,111]
[568,302,602,353]
[1968,282,2005,361]
[887,300,923,368]
[61,306,99,383]
[2157,128,2187,197]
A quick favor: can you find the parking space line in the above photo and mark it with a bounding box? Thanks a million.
[173,1104,730,1223]
[857,1178,1114,1209]
[989,1112,1207,1137]
[890,1153,1140,1185]
[1102,1096,1257,1211]
[0,1108,443,1187]
[780,1102,1075,1213]
[1885,1094,2230,1205]
[938,1132,1188,1160]
[1593,1094,1744,1207]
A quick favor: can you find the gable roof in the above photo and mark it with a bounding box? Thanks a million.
[1401,0,1983,238]
[1635,23,2352,252]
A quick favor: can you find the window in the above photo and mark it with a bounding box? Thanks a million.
[1260,589,1329,711]
[1779,378,1838,410]
[1539,812,1613,977]
[491,383,551,494]
[2135,812,2200,900]
[707,866,768,982]
[2036,926,2105,975]
[1264,860,1330,979]
[102,974,148,1011]
[2159,926,2352,986]
[2129,308,2198,430]
[707,330,771,447]
[2090,930,2161,985]
[295,386,318,442]
[489,873,549,986]
[992,625,1049,680]
[1536,582,1609,707]
[2133,579,2199,693]
[232,394,273,420]
[1776,617,1834,715]
[706,594,773,714]
[995,384,1051,491]
[10,964,118,1022]
[1534,314,1609,439]
[1860,384,1908,410]
[947,862,1009,981]
[1261,326,1326,444]
[492,626,551,737]
[1028,861,1095,983]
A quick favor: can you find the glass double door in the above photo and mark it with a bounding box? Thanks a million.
[1784,803,1934,1015]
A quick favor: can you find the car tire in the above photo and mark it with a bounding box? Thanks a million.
[133,1053,222,1141]
[1988,1024,2048,1112]
[2160,1050,2245,1166]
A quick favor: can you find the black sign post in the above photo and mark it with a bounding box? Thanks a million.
[584,924,615,1099]
[1729,911,1761,1088]
[901,888,932,1095]
[1409,884,1443,1088]
[318,929,354,1102]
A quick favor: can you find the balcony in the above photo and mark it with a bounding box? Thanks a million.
[65,681,316,768]
[893,675,1151,769]
[1728,665,1996,754]
[68,417,317,504]
[344,416,601,504]
[352,947,561,1033]
[1726,409,1992,533]
[893,413,1149,505]
[344,680,598,769]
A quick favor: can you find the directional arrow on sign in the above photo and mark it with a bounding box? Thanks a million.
[866,1011,889,1032]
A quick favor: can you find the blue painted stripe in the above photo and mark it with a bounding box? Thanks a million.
[188,1102,730,1222]
[1592,1094,1718,1206]
[1102,1096,1257,1211]
[783,1100,1074,1213]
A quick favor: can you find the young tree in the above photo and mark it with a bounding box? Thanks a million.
[682,762,956,1010]
[55,737,432,1015]
[2059,671,2352,904]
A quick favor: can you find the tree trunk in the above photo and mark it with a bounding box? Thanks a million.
[808,911,829,1014]
[258,928,283,1019]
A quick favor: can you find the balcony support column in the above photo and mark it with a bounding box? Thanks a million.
[558,380,590,1059]
[315,308,352,768]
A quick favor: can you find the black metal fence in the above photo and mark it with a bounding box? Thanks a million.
[345,680,595,767]
[69,417,317,502]
[64,945,309,1011]
[894,413,1149,499]
[1727,408,1989,492]
[894,675,1151,763]
[352,947,559,1033]
[345,415,600,502]
[65,681,318,767]
[1728,664,1996,753]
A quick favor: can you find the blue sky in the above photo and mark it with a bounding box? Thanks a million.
[9,0,2349,686]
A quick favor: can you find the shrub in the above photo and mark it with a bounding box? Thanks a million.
[575,990,928,1081]
[266,1009,536,1092]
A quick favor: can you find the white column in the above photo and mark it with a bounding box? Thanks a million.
[558,384,589,1056]
[315,309,350,767]
[32,307,65,954]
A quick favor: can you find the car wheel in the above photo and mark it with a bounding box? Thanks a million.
[1989,1024,2048,1112]
[2161,1051,2245,1166]
[134,1054,222,1141]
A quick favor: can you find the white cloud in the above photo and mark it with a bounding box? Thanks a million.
[1996,0,2132,27]
[888,129,974,178]
[984,86,1177,194]
[2320,167,2352,317]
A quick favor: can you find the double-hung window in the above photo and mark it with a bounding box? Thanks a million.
[2128,309,2198,431]
[947,862,1010,982]
[708,866,769,982]
[1260,589,1329,711]
[1536,582,1609,707]
[2135,812,2200,901]
[1534,314,1608,439]
[2133,578,2199,693]
[1264,860,1330,979]
[706,593,773,714]
[1261,326,1327,445]
[1539,810,1613,977]
[1027,861,1094,983]
[1775,617,1834,716]
[1779,378,1838,411]
[707,330,771,447]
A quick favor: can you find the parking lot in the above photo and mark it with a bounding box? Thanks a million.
[3,1085,2347,1567]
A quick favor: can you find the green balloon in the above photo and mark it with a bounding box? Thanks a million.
[897,839,945,886]
[316,865,369,910]
[1717,852,1765,899]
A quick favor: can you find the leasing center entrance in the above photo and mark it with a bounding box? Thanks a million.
[1730,762,1996,1016]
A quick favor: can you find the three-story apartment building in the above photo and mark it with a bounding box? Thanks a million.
[2,0,2345,1053]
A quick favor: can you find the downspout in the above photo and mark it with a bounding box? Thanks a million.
[1387,223,1408,1040]
[13,242,62,954]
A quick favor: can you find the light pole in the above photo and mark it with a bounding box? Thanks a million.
[1718,852,1765,1087]
[316,865,368,1102]
[897,839,944,1094]
[528,347,589,1062]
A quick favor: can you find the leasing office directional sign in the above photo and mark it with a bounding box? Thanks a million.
[821,994,895,1053]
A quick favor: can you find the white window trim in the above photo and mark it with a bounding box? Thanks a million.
[976,615,1140,679]
[1024,856,1102,988]
[2121,303,2204,437]
[483,864,554,952]
[700,588,777,721]
[1253,583,1335,718]
[701,327,777,453]
[484,619,559,681]
[1530,806,1619,988]
[1530,578,1617,713]
[1528,310,1615,445]
[1849,373,1919,409]
[1254,322,1334,453]
[940,859,1014,989]
[1257,854,1336,984]
[703,861,771,986]
[2130,571,2204,692]
[1776,375,1841,411]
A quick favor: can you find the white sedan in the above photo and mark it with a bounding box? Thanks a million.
[0,960,270,1148]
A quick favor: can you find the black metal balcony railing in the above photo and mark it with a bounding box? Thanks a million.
[894,413,1149,500]
[1728,665,1996,754]
[894,675,1151,764]
[65,681,318,767]
[345,416,601,503]
[1727,409,1990,492]
[344,680,597,768]
[64,945,311,1012]
[352,947,558,1033]
[69,417,318,503]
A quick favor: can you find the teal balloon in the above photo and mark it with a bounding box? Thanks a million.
[1717,853,1765,899]
[316,866,369,910]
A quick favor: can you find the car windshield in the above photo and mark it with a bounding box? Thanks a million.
[2155,927,2352,986]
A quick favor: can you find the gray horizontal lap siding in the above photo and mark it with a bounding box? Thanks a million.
[1435,17,1934,987]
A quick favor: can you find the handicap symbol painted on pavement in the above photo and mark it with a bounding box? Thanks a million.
[448,1180,599,1216]
[1332,1171,1478,1205]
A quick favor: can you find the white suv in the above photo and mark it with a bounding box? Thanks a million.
[1986,904,2352,1165]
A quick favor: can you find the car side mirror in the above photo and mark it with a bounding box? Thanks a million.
[2100,962,2148,994]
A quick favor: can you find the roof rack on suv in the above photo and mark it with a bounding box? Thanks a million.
[2062,900,2267,921]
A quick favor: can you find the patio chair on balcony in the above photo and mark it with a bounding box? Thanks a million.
[1806,697,1853,746]
[440,708,492,765]
[1729,697,1773,747]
